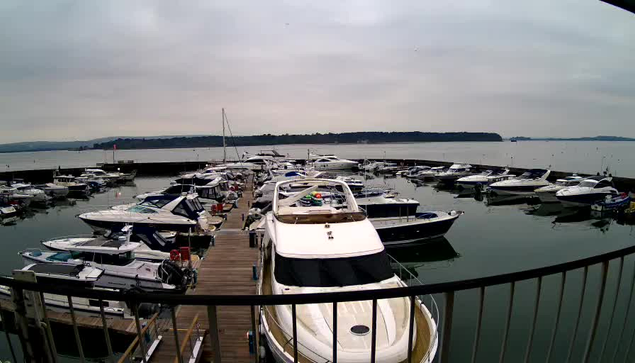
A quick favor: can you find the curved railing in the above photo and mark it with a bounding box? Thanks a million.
[4,243,635,362]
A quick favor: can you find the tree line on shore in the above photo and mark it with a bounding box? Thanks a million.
[92,131,503,150]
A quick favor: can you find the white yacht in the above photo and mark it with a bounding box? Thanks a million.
[138,178,228,204]
[415,166,446,181]
[259,179,438,363]
[35,183,69,199]
[17,263,104,287]
[53,175,91,196]
[11,183,49,204]
[335,175,364,193]
[456,169,513,190]
[83,168,121,184]
[556,175,618,207]
[313,156,359,170]
[535,175,584,203]
[78,194,209,233]
[403,166,431,178]
[435,163,473,185]
[42,226,171,261]
[0,186,34,207]
[355,189,420,218]
[488,169,551,196]
[21,236,190,292]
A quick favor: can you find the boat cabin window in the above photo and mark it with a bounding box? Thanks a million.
[578,180,598,188]
[128,205,158,214]
[274,251,394,287]
[163,185,192,194]
[173,199,202,219]
[140,196,177,209]
[594,180,613,189]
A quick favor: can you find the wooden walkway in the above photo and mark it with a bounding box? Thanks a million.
[151,176,258,363]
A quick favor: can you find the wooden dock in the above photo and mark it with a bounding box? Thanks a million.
[151,176,259,363]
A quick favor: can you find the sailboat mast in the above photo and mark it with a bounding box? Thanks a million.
[222,108,227,163]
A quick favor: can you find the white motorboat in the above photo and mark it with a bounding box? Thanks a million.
[259,178,438,363]
[53,174,91,196]
[535,175,584,203]
[335,175,364,193]
[138,178,228,204]
[11,183,49,204]
[488,169,551,196]
[0,204,19,218]
[0,186,34,207]
[17,263,103,287]
[21,237,190,292]
[403,166,431,178]
[556,175,619,208]
[42,226,172,261]
[435,163,473,185]
[35,183,69,199]
[415,166,446,181]
[78,194,209,233]
[456,169,513,190]
[313,155,359,170]
[83,168,121,184]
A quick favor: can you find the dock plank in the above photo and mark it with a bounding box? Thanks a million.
[151,175,258,363]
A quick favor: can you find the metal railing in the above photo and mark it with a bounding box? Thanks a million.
[3,243,635,362]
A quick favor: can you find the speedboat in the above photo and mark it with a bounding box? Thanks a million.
[42,225,172,260]
[335,176,364,193]
[16,263,103,287]
[21,234,190,292]
[403,166,431,178]
[435,163,472,185]
[415,166,446,181]
[535,175,584,203]
[259,178,438,362]
[35,183,69,199]
[83,168,121,185]
[11,183,49,204]
[556,176,619,208]
[488,169,551,196]
[313,155,359,170]
[456,169,512,190]
[78,194,209,233]
[53,175,91,196]
[0,186,34,207]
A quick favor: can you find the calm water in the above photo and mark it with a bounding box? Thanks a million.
[1,175,635,361]
[2,140,635,177]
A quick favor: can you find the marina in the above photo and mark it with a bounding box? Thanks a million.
[0,153,635,362]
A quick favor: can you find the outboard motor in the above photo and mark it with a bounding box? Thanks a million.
[159,260,190,291]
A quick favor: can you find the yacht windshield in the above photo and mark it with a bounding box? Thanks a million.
[578,180,597,188]
[274,251,394,287]
[128,206,158,214]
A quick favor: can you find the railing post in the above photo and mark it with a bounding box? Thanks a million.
[132,302,148,363]
[207,305,222,363]
[440,291,454,363]
[407,295,416,363]
[11,287,35,362]
[370,299,378,363]
[499,282,515,363]
[292,304,298,363]
[523,277,542,363]
[250,305,257,359]
[599,257,624,362]
[98,299,115,363]
[546,272,567,363]
[172,307,184,363]
[38,292,59,363]
[471,287,485,363]
[582,261,609,363]
[333,301,337,363]
[67,296,86,363]
[566,266,589,363]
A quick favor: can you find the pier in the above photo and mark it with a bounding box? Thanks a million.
[150,175,258,363]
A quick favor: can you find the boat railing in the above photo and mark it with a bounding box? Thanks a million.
[389,254,440,363]
[6,242,635,362]
[117,312,162,363]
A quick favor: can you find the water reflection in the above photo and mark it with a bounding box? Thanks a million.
[484,194,539,206]
[388,237,459,278]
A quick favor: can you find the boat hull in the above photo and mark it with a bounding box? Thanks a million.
[557,192,615,208]
[79,216,197,233]
[372,213,460,246]
[488,184,546,196]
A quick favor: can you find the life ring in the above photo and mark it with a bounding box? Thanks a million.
[170,249,180,261]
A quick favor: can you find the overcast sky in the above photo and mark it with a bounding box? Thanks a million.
[0,1,633,143]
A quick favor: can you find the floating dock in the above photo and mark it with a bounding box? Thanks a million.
[150,175,258,363]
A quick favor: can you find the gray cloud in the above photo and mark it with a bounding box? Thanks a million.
[0,0,634,143]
